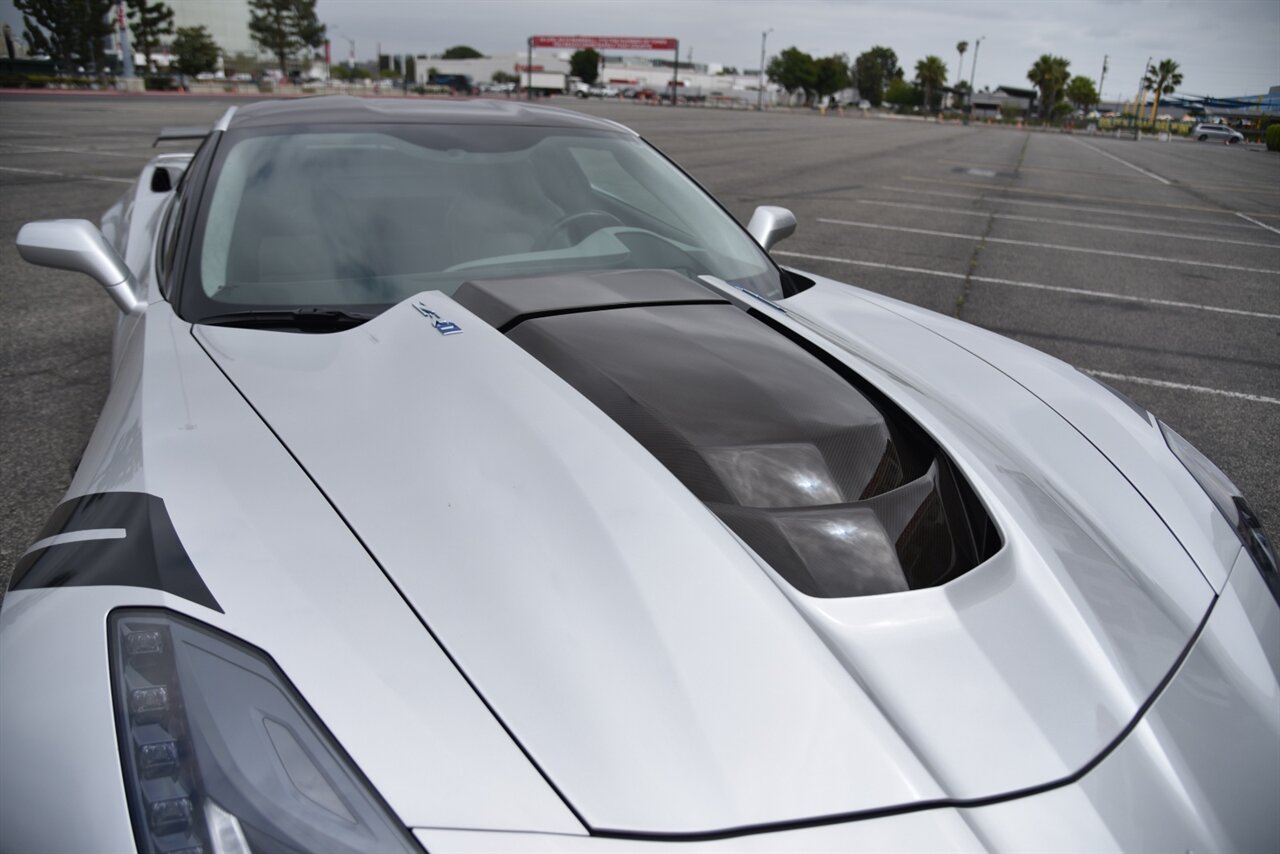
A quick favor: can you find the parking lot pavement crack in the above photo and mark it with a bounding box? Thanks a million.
[954,134,1030,319]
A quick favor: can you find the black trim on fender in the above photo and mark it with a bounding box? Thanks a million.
[10,492,221,612]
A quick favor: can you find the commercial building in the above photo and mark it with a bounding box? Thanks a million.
[414,50,780,103]
[970,85,1036,119]
[167,0,256,57]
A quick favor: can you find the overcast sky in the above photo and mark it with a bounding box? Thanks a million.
[3,0,1276,99]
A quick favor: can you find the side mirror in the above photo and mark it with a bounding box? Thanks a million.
[746,206,797,251]
[16,219,144,315]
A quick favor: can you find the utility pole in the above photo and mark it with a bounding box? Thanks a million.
[1134,56,1151,123]
[966,36,984,123]
[115,2,134,80]
[1098,55,1108,111]
[757,28,772,111]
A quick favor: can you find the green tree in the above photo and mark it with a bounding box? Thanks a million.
[248,0,325,76]
[853,46,902,107]
[441,45,482,59]
[126,0,174,72]
[884,77,920,111]
[223,51,264,78]
[914,54,947,111]
[1142,58,1183,123]
[955,40,967,84]
[813,53,851,98]
[1065,75,1099,112]
[569,48,599,84]
[491,69,518,84]
[15,0,113,73]
[1027,54,1070,120]
[766,46,817,101]
[171,24,218,77]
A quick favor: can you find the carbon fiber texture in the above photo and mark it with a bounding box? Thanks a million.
[458,272,995,597]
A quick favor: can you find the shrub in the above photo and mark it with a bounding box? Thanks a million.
[143,75,178,91]
[1267,124,1280,152]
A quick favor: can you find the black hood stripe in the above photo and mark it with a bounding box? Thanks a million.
[11,492,222,612]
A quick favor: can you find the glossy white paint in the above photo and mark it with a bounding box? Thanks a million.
[196,296,946,834]
[0,588,138,853]
[196,280,1214,831]
[726,280,1213,796]
[6,302,585,837]
[412,553,1277,853]
[963,548,1279,853]
[819,278,1244,591]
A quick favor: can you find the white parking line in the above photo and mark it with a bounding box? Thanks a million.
[816,218,1280,276]
[1083,370,1280,406]
[876,186,1265,230]
[1071,138,1172,185]
[772,250,1280,321]
[0,165,133,184]
[0,142,139,158]
[844,199,1280,249]
[938,157,1280,195]
[900,176,1251,217]
[1237,212,1280,237]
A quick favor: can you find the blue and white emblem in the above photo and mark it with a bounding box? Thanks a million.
[414,302,462,335]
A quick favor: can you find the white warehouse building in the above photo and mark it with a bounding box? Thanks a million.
[415,50,780,103]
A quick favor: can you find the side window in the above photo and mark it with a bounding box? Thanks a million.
[158,135,217,293]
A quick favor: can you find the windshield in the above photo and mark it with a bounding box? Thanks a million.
[180,123,784,322]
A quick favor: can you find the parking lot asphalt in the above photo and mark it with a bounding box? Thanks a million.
[2,93,1277,592]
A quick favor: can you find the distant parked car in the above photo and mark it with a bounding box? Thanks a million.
[1193,123,1244,144]
[578,84,620,99]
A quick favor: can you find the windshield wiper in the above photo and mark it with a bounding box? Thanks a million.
[195,307,378,331]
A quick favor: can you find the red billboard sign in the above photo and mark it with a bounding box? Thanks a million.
[530,35,677,51]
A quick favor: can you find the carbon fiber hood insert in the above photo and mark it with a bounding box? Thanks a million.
[455,270,999,597]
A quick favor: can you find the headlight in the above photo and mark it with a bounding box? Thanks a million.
[109,610,418,854]
[1160,422,1278,604]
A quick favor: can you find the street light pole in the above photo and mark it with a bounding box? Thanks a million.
[757,28,772,111]
[1098,55,1108,112]
[966,36,984,123]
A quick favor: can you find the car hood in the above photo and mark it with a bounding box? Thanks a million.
[194,280,1212,835]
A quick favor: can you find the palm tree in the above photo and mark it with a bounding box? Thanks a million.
[915,55,947,112]
[1142,58,1183,124]
[1027,54,1071,120]
[955,41,968,85]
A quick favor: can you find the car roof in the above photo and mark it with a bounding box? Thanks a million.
[224,95,635,135]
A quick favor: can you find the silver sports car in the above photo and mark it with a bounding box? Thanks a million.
[2,97,1277,853]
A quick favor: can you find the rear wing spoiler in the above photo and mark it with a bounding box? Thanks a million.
[152,127,209,147]
[152,107,237,147]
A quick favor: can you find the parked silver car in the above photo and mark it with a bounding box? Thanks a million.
[1193,122,1245,143]
[3,97,1277,853]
